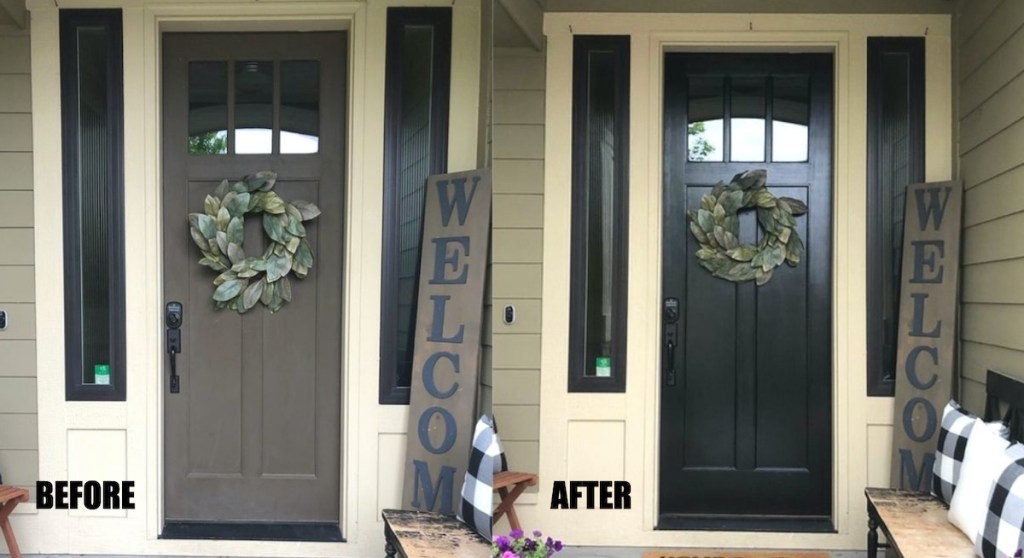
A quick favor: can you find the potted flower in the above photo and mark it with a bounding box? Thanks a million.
[491,529,563,558]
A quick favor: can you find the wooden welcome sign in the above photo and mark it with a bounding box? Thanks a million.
[890,180,963,491]
[402,169,491,514]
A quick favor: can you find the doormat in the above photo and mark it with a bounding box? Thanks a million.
[642,550,830,558]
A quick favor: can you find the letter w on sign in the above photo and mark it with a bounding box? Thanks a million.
[890,180,962,491]
[403,169,492,514]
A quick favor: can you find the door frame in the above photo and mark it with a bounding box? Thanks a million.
[537,13,953,548]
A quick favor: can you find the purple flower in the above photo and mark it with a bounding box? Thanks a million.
[503,551,517,558]
[510,528,524,539]
[553,540,563,551]
[494,536,511,551]
[533,530,543,537]
[1015,550,1022,558]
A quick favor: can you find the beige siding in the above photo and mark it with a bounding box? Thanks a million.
[0,24,36,500]
[491,46,544,488]
[957,0,1024,412]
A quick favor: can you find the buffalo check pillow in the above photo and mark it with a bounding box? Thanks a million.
[950,418,1015,543]
[933,400,1009,505]
[977,444,1024,558]
[457,415,502,540]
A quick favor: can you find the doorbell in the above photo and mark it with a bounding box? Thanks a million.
[503,305,516,325]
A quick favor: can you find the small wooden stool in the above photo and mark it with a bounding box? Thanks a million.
[493,471,538,531]
[0,485,29,558]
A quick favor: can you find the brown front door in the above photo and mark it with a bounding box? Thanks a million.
[161,32,345,537]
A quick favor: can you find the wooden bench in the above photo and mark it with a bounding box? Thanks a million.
[382,509,490,558]
[866,370,1024,558]
[0,485,29,558]
[494,470,538,531]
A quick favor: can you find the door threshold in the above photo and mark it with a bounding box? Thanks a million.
[657,514,835,533]
[160,521,344,542]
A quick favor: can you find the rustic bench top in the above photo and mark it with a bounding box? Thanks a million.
[866,488,973,558]
[382,509,490,558]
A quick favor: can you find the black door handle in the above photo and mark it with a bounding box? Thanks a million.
[663,297,680,387]
[166,302,183,394]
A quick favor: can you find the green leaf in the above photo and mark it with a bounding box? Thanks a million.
[189,213,217,239]
[261,280,276,305]
[241,279,265,311]
[755,267,774,286]
[701,194,716,212]
[198,257,226,272]
[213,278,245,301]
[189,227,210,251]
[292,262,309,279]
[243,173,268,193]
[697,209,715,233]
[216,207,231,231]
[213,179,231,198]
[231,181,248,194]
[263,214,287,243]
[713,226,738,250]
[726,245,757,262]
[710,181,727,198]
[204,195,220,217]
[786,234,804,265]
[248,192,266,212]
[262,193,287,214]
[280,276,292,302]
[227,243,245,265]
[291,200,321,221]
[754,189,777,208]
[216,231,229,254]
[227,216,244,245]
[266,253,293,283]
[713,203,726,223]
[285,235,301,253]
[780,197,808,215]
[256,170,277,191]
[284,215,306,237]
[295,240,314,268]
[689,221,709,244]
[778,226,792,244]
[719,190,745,214]
[225,192,251,217]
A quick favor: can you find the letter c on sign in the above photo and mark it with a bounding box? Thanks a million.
[418,406,457,455]
[902,397,938,443]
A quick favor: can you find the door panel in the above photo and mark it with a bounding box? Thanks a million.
[659,53,833,527]
[161,32,345,527]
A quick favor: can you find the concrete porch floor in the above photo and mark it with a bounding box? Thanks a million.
[13,551,872,558]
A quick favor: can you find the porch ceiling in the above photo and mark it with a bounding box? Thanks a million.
[0,0,26,29]
[495,0,543,50]
[544,0,953,14]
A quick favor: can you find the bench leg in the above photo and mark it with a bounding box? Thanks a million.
[867,502,879,558]
[0,500,21,558]
[384,539,397,558]
[495,483,529,532]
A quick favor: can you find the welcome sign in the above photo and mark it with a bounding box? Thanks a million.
[890,180,963,491]
[402,169,492,514]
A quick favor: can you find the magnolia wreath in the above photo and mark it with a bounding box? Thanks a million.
[187,171,321,313]
[686,169,807,286]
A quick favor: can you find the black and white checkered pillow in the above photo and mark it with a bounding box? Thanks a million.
[933,401,979,504]
[457,415,500,540]
[976,445,1024,558]
[934,400,1008,504]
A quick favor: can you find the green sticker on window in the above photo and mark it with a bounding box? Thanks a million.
[595,357,611,378]
[94,364,110,385]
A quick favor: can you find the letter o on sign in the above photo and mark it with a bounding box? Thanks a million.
[902,396,938,443]
[417,406,457,455]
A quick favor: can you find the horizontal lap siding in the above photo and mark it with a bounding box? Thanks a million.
[957,0,1024,412]
[492,46,544,493]
[0,24,37,503]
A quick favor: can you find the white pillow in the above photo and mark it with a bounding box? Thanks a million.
[949,418,1013,543]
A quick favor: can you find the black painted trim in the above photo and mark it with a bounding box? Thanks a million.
[161,521,344,542]
[568,35,630,394]
[657,514,835,533]
[866,37,925,397]
[60,9,127,402]
[379,8,453,405]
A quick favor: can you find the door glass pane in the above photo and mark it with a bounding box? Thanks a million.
[687,77,723,162]
[583,49,618,377]
[730,77,766,162]
[772,76,809,162]
[77,27,112,385]
[280,60,320,154]
[395,25,435,387]
[188,61,228,155]
[235,60,273,154]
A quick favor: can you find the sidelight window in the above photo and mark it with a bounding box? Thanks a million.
[866,38,925,397]
[379,8,452,404]
[60,9,126,401]
[568,36,630,393]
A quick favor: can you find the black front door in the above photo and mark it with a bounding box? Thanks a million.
[659,53,833,530]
